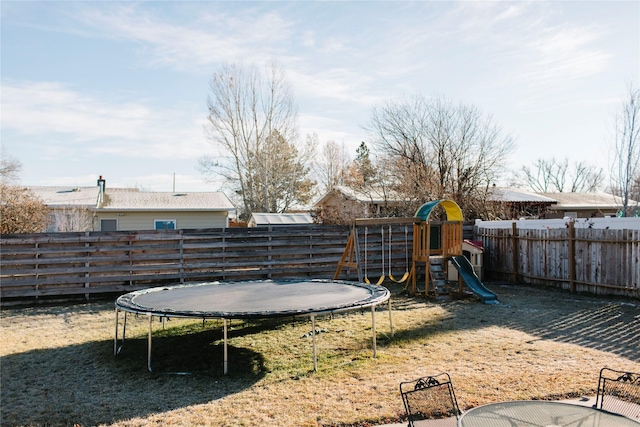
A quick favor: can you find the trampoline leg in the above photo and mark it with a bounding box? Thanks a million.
[122,311,127,343]
[371,306,377,357]
[223,318,228,375]
[147,314,153,372]
[114,307,119,355]
[114,308,127,355]
[387,299,394,337]
[311,315,317,371]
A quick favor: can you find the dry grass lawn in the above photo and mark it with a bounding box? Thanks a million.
[1,282,639,427]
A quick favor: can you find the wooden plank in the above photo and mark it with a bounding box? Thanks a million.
[354,217,421,226]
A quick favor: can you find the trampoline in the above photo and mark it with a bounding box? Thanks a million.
[114,279,393,373]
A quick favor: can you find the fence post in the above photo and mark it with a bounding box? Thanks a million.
[84,231,90,300]
[511,222,518,283]
[179,229,185,284]
[267,227,273,279]
[568,221,576,293]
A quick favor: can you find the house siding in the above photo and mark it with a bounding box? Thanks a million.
[94,211,228,231]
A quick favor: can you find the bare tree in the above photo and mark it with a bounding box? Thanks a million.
[366,95,515,219]
[201,61,314,220]
[0,184,50,234]
[610,84,640,216]
[0,152,50,233]
[50,207,94,232]
[570,161,604,192]
[519,158,603,193]
[1,151,22,184]
[314,139,351,194]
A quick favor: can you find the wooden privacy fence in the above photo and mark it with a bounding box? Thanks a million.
[1,226,353,300]
[1,225,425,301]
[1,223,476,301]
[477,221,640,297]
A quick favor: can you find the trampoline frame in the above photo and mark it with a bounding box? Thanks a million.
[114,279,393,374]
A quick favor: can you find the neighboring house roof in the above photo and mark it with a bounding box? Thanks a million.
[101,188,235,211]
[248,213,314,226]
[28,185,235,212]
[27,186,101,208]
[536,192,635,210]
[314,185,403,206]
[487,187,557,204]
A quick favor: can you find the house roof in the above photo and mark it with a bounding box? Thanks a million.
[249,213,314,226]
[26,184,235,213]
[537,192,634,210]
[101,188,235,211]
[27,186,101,208]
[487,187,557,203]
[314,185,403,206]
[463,239,484,253]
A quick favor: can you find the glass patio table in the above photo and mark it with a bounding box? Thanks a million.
[458,400,639,427]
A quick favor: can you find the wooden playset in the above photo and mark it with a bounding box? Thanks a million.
[334,200,466,297]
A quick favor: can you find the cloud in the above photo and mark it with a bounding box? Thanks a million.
[74,4,294,72]
[299,113,364,149]
[3,81,147,136]
[522,25,610,81]
[1,80,212,160]
[288,68,379,106]
[421,2,613,108]
[71,3,389,108]
[301,30,315,48]
[511,24,611,110]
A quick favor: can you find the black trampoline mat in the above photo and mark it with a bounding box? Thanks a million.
[115,279,390,319]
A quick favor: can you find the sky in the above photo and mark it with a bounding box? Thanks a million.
[1,1,639,193]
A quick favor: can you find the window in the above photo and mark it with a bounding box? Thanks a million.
[155,220,176,230]
[101,219,117,231]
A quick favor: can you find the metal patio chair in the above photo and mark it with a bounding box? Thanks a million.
[594,367,640,420]
[400,372,461,427]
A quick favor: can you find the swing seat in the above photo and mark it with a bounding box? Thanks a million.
[389,272,410,284]
[365,275,385,286]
